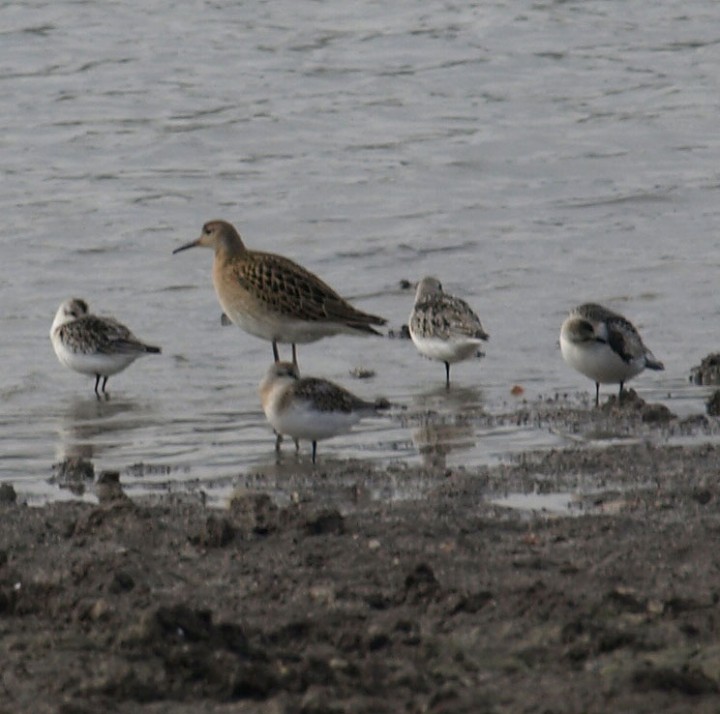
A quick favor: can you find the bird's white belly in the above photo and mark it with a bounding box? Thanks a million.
[410,333,480,364]
[53,341,137,377]
[560,336,643,384]
[267,401,361,442]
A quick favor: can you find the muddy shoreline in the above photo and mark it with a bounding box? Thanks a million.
[3,399,720,712]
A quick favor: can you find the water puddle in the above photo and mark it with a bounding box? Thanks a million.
[490,489,636,518]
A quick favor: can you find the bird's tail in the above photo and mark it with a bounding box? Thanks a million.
[645,351,664,371]
[346,308,388,336]
[350,321,386,337]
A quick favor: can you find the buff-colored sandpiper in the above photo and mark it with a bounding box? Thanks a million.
[173,220,387,364]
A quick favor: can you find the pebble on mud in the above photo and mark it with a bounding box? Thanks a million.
[403,563,439,604]
[229,491,284,535]
[304,509,345,536]
[190,514,236,548]
[109,571,136,594]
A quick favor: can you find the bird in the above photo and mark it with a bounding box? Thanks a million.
[408,276,489,387]
[559,302,664,406]
[173,220,387,365]
[259,361,389,464]
[50,298,161,397]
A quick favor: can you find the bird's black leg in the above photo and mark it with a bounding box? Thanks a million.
[272,341,280,363]
[292,343,298,366]
[311,441,317,464]
[444,362,451,389]
[274,430,283,452]
[94,374,102,397]
[618,381,624,400]
[595,382,600,407]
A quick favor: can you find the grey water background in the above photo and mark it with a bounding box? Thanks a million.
[2,0,719,504]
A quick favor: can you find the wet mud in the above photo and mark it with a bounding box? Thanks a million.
[3,396,720,713]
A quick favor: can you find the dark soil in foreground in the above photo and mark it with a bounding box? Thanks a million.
[3,438,720,713]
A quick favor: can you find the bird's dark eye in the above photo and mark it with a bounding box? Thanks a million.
[204,225,211,235]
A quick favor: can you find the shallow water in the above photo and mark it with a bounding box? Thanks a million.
[2,0,720,503]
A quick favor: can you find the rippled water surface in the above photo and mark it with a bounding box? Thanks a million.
[2,0,720,503]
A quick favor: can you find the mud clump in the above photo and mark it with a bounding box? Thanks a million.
[601,388,675,423]
[0,482,17,504]
[690,352,720,385]
[706,390,720,417]
[51,456,95,495]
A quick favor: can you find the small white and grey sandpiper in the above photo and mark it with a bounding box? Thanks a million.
[173,220,387,365]
[50,298,161,397]
[408,276,489,387]
[559,302,664,406]
[259,361,389,464]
